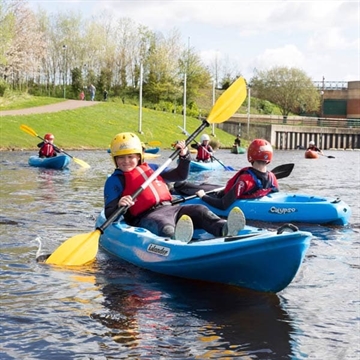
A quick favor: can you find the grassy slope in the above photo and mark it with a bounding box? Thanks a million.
[1,102,242,151]
[0,94,66,110]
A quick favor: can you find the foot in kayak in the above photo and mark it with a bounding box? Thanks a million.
[222,207,246,237]
[174,215,194,243]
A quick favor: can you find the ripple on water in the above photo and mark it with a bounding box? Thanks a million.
[0,150,359,359]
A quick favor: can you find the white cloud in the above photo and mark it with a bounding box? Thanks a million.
[27,0,360,81]
[252,45,305,72]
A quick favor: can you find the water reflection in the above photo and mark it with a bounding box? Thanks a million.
[91,257,295,358]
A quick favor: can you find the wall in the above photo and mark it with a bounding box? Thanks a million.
[323,80,360,119]
[218,119,360,149]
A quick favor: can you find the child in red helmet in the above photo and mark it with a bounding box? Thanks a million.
[194,139,280,210]
[37,133,61,158]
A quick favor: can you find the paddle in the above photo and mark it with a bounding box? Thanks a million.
[177,125,235,171]
[319,153,335,159]
[144,141,161,146]
[171,163,295,204]
[44,76,247,266]
[20,125,91,169]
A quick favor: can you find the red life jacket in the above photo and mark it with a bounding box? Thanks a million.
[39,143,55,158]
[224,167,279,199]
[196,145,212,161]
[122,163,173,216]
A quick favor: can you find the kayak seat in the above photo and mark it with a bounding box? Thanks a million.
[277,223,299,234]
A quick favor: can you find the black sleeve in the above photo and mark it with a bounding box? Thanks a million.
[161,153,191,182]
[105,198,120,219]
[37,142,44,148]
[201,186,238,210]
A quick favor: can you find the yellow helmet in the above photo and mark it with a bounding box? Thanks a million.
[110,132,144,166]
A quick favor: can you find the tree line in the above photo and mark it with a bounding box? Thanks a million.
[0,0,321,117]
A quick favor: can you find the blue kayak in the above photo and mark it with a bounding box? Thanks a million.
[28,154,70,170]
[189,160,225,172]
[96,211,312,293]
[144,147,160,154]
[173,190,351,226]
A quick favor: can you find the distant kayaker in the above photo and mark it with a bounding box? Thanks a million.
[233,134,241,147]
[37,133,61,158]
[104,132,245,243]
[192,134,213,162]
[194,139,280,210]
[307,140,324,155]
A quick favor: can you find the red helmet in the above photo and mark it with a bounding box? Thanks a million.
[247,139,273,164]
[44,133,54,141]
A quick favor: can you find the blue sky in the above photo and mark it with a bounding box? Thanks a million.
[28,0,359,83]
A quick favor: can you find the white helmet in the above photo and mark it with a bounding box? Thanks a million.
[200,134,210,142]
[309,140,315,146]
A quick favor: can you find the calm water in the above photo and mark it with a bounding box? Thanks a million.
[1,149,359,360]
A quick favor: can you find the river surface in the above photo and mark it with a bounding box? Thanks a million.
[1,149,359,360]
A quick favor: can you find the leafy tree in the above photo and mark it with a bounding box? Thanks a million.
[179,47,212,104]
[251,67,320,116]
[97,67,112,94]
[71,67,83,95]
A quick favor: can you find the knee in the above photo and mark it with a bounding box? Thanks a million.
[161,224,175,238]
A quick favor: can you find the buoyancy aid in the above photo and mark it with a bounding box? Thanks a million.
[196,145,212,161]
[39,143,55,158]
[122,163,173,216]
[224,167,279,199]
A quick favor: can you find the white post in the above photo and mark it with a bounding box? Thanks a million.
[183,37,190,133]
[183,71,187,132]
[211,79,216,136]
[138,62,143,134]
[62,45,67,99]
[247,85,251,137]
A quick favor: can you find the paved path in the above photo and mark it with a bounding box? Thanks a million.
[0,100,101,116]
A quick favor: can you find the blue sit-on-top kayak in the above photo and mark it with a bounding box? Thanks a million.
[189,160,225,172]
[144,147,160,154]
[28,154,70,170]
[172,184,351,226]
[96,210,312,293]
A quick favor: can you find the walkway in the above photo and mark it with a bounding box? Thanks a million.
[0,100,101,116]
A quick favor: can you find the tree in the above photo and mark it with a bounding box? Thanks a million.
[251,67,320,116]
[179,46,212,104]
[0,0,46,89]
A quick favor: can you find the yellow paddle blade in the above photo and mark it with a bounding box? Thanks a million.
[146,140,161,146]
[45,230,101,266]
[20,124,38,137]
[72,157,91,169]
[207,77,247,124]
[144,153,160,159]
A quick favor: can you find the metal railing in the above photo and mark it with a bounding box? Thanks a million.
[313,81,348,90]
[232,114,360,129]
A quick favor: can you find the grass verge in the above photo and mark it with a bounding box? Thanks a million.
[1,102,243,151]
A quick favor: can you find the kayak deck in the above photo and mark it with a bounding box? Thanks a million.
[174,191,351,226]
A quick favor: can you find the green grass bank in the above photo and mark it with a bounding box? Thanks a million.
[1,101,242,151]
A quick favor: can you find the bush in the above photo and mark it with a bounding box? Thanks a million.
[0,80,8,97]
